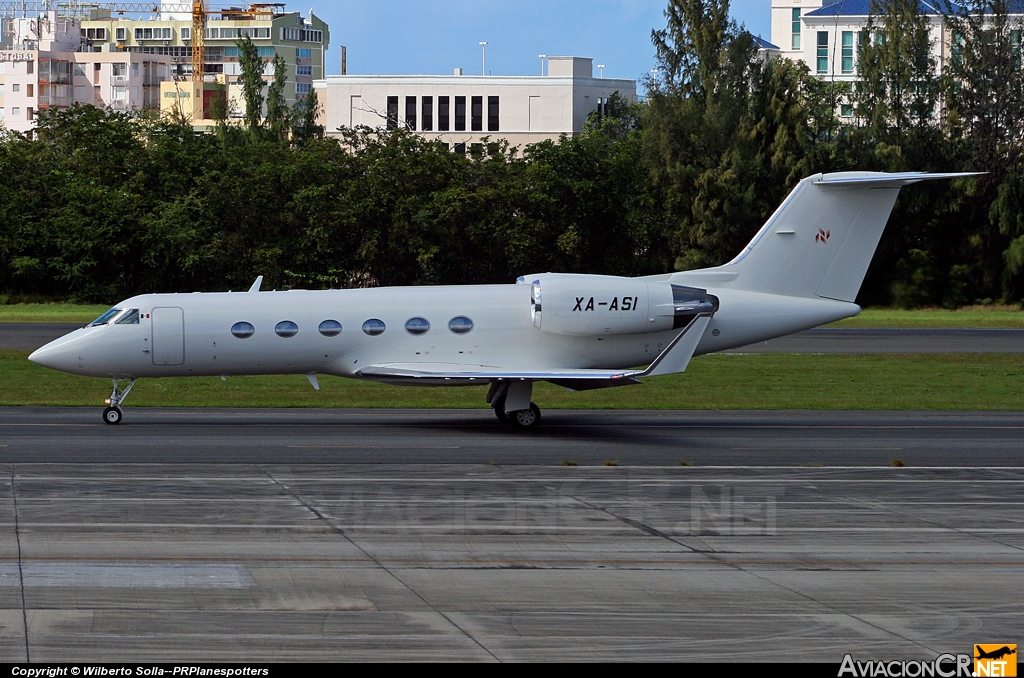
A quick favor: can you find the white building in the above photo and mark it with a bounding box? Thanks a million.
[0,10,172,132]
[314,57,636,149]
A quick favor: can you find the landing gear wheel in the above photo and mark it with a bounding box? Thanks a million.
[493,394,508,422]
[103,407,123,425]
[510,402,541,429]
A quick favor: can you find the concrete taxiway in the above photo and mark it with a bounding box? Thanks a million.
[0,407,1021,661]
[3,323,1023,353]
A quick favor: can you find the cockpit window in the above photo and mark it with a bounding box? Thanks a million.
[115,309,140,325]
[88,307,123,327]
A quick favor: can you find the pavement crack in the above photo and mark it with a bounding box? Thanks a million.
[257,465,501,662]
[10,470,29,663]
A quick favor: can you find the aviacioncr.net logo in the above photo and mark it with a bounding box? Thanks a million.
[839,653,973,677]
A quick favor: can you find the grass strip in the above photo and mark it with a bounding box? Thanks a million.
[0,304,109,324]
[826,305,1024,328]
[1,350,1021,410]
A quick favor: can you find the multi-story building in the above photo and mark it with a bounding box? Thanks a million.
[0,9,172,132]
[314,57,636,150]
[0,2,329,132]
[81,1,329,118]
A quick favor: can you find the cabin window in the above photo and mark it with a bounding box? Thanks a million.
[89,308,123,326]
[318,319,342,337]
[362,319,386,336]
[230,322,255,338]
[448,316,473,334]
[115,309,140,325]
[275,321,299,338]
[405,317,430,335]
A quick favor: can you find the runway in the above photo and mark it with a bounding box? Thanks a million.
[0,408,1021,661]
[4,323,1024,353]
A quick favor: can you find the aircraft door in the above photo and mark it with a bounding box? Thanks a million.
[151,306,185,366]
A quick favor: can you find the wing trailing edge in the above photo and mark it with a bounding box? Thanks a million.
[354,315,712,389]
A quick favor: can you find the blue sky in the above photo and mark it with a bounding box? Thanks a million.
[313,1,770,82]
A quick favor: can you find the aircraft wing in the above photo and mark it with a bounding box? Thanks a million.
[355,315,711,390]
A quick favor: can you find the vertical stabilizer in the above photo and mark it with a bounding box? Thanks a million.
[715,172,977,302]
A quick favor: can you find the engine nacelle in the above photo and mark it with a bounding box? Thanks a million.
[523,274,718,337]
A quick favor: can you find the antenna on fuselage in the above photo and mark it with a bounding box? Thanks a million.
[248,276,264,293]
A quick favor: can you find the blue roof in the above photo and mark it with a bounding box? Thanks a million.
[753,35,780,50]
[805,0,951,17]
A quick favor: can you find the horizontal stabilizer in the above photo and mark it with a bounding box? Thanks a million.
[812,172,983,187]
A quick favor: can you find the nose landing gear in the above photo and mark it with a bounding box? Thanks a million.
[103,378,137,425]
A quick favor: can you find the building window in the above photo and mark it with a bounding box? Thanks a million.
[386,95,398,130]
[405,95,416,129]
[257,47,275,57]
[792,9,801,50]
[817,31,828,74]
[297,48,312,59]
[81,27,107,41]
[26,61,32,75]
[180,27,190,41]
[453,142,466,154]
[1012,30,1021,69]
[487,95,499,131]
[11,107,20,117]
[421,95,433,131]
[26,84,33,98]
[0,85,4,97]
[11,83,19,93]
[840,104,853,117]
[471,95,482,131]
[454,95,466,131]
[296,65,312,76]
[112,62,127,77]
[296,83,311,95]
[115,27,126,42]
[0,109,5,121]
[26,107,33,121]
[438,96,449,131]
[841,31,854,74]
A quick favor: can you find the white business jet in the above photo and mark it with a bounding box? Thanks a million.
[29,171,973,427]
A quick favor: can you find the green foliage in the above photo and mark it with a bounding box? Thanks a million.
[0,0,1022,309]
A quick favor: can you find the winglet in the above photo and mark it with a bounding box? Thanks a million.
[249,276,263,293]
[637,314,712,378]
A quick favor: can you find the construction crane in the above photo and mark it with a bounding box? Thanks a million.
[190,0,202,83]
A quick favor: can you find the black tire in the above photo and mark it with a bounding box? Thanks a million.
[510,402,541,429]
[493,394,508,422]
[103,407,123,425]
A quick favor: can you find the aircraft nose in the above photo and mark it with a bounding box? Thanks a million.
[29,335,84,373]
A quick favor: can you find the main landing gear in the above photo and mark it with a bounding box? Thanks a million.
[487,381,542,429]
[102,378,137,425]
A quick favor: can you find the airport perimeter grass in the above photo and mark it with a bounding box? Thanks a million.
[2,349,1021,410]
[3,303,1024,327]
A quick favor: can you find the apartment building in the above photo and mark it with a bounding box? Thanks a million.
[314,57,636,149]
[0,10,171,132]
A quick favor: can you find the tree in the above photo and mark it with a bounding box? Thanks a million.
[236,35,265,132]
[265,53,289,142]
[291,87,323,148]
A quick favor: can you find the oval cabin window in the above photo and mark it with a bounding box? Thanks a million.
[231,322,255,339]
[318,320,342,337]
[405,317,430,335]
[448,316,474,334]
[362,319,386,336]
[275,321,299,338]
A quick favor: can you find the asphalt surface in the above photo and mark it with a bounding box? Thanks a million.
[4,322,1023,353]
[0,407,1021,661]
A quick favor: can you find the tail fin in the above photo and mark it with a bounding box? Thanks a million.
[718,172,977,302]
